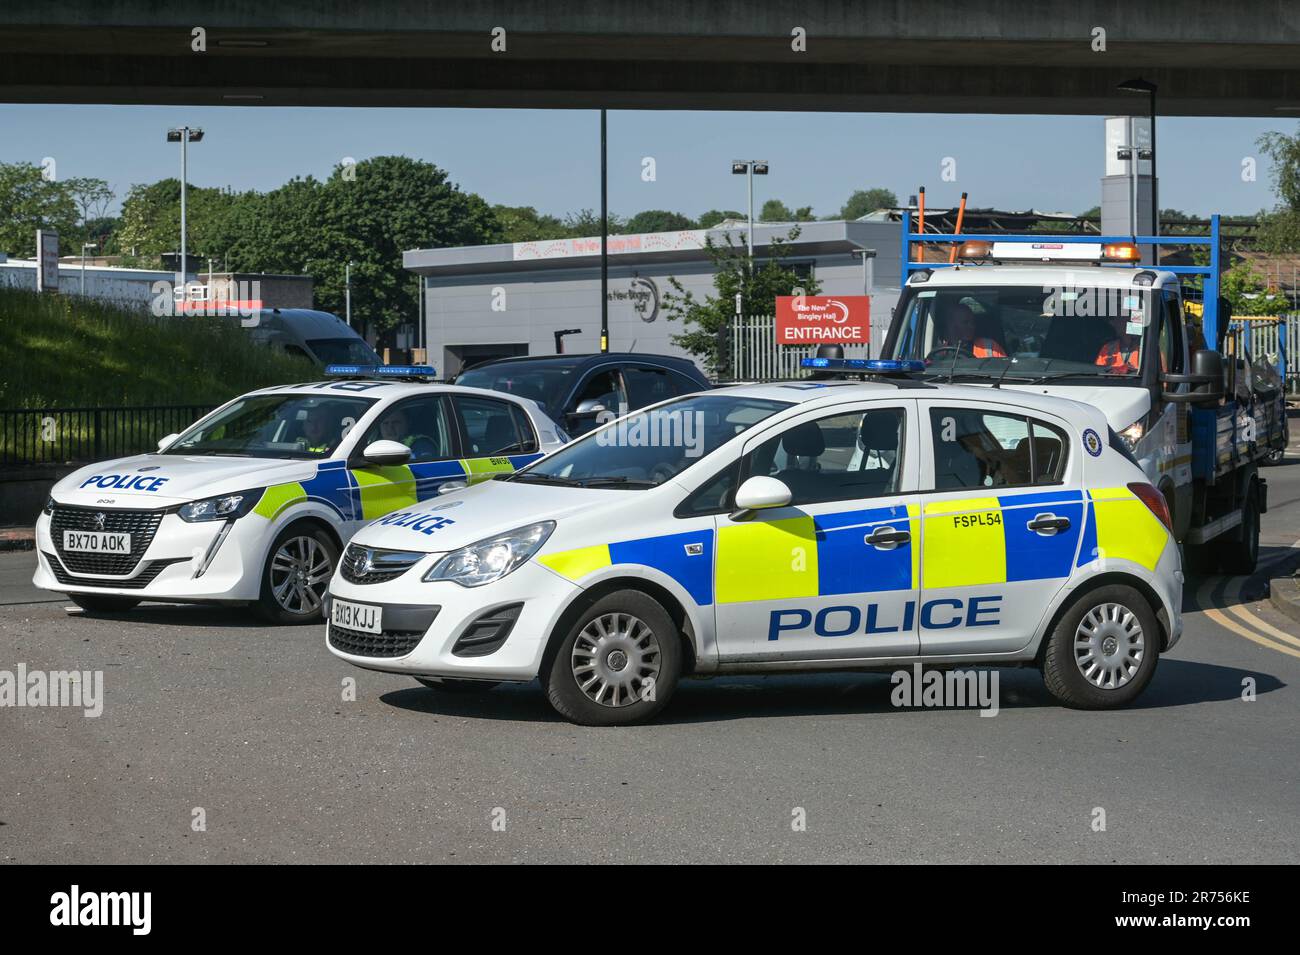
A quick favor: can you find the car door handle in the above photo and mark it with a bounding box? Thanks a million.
[865,527,910,548]
[1026,513,1071,533]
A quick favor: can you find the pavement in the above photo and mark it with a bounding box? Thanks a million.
[1,452,1298,864]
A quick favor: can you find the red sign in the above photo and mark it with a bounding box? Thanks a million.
[775,295,870,344]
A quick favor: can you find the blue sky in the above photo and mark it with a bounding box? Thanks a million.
[0,104,1289,221]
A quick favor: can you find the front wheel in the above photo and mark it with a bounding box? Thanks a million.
[68,593,140,614]
[1041,584,1160,709]
[256,524,338,624]
[543,590,682,726]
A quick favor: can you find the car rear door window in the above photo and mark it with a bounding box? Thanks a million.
[929,407,1067,490]
[454,396,528,456]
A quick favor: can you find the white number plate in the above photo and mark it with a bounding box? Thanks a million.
[63,531,131,553]
[331,599,382,634]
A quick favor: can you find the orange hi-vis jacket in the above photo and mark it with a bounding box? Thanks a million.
[972,337,1007,358]
[1095,340,1140,371]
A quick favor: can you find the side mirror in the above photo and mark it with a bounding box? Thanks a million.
[571,398,608,417]
[1161,349,1224,407]
[361,439,412,466]
[730,476,793,520]
[157,433,179,452]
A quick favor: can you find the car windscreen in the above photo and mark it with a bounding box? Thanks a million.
[164,393,378,459]
[887,284,1155,381]
[454,364,576,416]
[509,394,790,488]
[306,337,382,366]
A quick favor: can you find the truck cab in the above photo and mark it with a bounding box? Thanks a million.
[878,218,1287,572]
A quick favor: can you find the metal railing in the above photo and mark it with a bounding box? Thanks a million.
[728,315,869,381]
[0,405,215,467]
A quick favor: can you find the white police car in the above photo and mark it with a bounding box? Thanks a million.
[33,365,566,622]
[326,359,1183,725]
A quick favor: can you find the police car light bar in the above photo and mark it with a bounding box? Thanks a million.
[801,358,925,374]
[324,364,438,380]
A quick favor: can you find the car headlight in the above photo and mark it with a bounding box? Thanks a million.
[177,488,264,523]
[1119,419,1146,452]
[423,521,555,587]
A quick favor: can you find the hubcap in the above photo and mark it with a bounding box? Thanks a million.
[1074,602,1145,689]
[269,536,332,615]
[571,612,661,708]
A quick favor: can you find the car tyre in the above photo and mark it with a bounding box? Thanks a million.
[1042,584,1160,709]
[256,523,338,625]
[1217,483,1260,576]
[543,589,681,726]
[68,594,140,613]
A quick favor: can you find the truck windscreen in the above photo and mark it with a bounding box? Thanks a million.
[887,284,1158,380]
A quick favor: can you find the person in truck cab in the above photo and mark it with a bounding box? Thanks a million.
[933,303,1007,359]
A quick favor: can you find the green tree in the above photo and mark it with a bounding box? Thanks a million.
[697,209,744,229]
[623,209,697,233]
[492,204,567,243]
[1220,260,1290,315]
[661,227,820,377]
[0,161,79,257]
[64,176,114,249]
[1256,128,1300,251]
[838,188,897,220]
[562,208,627,237]
[759,199,815,222]
[312,156,502,334]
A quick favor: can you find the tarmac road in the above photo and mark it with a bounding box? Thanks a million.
[2,454,1298,864]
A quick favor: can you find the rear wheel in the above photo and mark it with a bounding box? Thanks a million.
[68,593,140,613]
[1218,483,1260,576]
[1042,584,1160,709]
[256,524,338,624]
[543,590,681,726]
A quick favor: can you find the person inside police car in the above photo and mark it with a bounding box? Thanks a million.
[298,404,338,454]
[377,406,438,459]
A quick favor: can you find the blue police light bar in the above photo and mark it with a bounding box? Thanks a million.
[801,358,925,374]
[324,364,437,379]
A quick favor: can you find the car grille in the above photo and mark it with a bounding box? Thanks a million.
[44,552,187,590]
[340,543,423,585]
[50,505,165,576]
[328,624,427,658]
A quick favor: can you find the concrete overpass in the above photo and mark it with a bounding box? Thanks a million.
[2,2,1300,116]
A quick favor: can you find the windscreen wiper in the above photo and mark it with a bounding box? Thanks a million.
[578,477,659,488]
[506,472,583,486]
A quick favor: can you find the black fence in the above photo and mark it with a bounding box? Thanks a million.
[0,405,215,467]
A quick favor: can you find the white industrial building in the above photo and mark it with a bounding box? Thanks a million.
[403,219,904,377]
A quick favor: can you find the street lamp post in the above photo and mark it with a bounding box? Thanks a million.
[1118,78,1158,261]
[731,160,769,260]
[80,242,96,296]
[166,126,204,293]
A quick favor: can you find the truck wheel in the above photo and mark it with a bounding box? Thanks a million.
[1218,484,1260,576]
[256,524,338,624]
[542,589,682,726]
[1181,542,1219,576]
[1041,584,1160,709]
[415,677,501,693]
[69,594,140,614]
